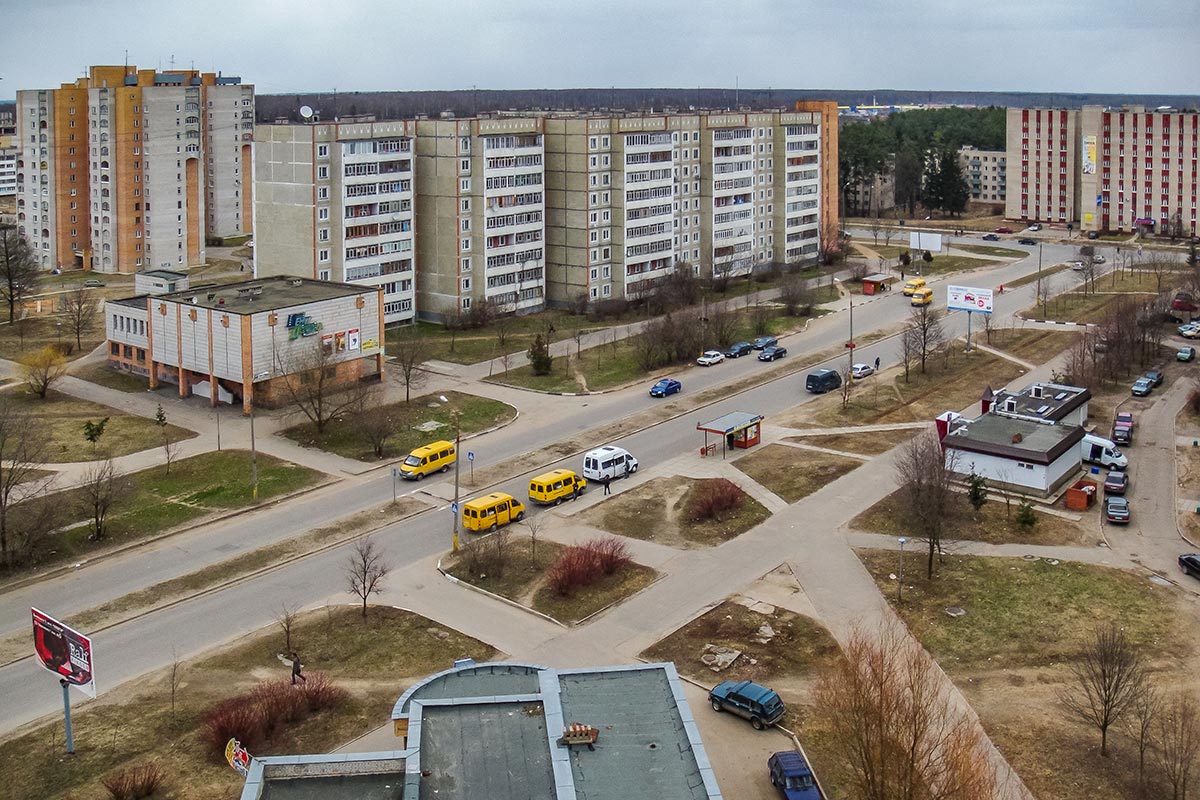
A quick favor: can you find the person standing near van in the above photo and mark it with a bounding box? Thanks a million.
[874,356,880,371]
[623,460,631,480]
[602,475,612,495]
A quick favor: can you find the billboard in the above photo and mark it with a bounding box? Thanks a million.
[909,232,943,253]
[1083,135,1097,175]
[31,608,96,698]
[947,285,993,314]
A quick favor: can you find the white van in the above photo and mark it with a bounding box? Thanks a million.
[1081,433,1127,469]
[583,445,639,481]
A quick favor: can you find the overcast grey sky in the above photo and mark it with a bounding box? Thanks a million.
[2,0,1198,98]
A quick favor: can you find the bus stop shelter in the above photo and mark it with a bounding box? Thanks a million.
[861,273,894,295]
[697,412,764,459]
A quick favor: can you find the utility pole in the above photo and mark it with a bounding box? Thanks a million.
[249,399,258,502]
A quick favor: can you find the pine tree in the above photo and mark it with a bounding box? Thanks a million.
[966,472,988,512]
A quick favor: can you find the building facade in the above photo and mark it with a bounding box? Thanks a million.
[15,65,254,274]
[1006,105,1199,237]
[104,276,383,414]
[0,109,16,198]
[958,146,1006,205]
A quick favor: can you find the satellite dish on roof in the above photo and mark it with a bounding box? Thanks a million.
[299,105,314,121]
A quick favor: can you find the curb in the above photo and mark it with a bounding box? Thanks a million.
[571,570,669,627]
[435,557,567,629]
[1018,317,1097,328]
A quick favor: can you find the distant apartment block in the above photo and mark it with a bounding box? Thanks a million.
[958,146,1006,204]
[256,107,833,323]
[1006,105,1198,236]
[0,109,16,198]
[15,65,254,273]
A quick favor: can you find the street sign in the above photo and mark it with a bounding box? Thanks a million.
[391,467,400,478]
[845,341,856,349]
[467,451,474,462]
[451,502,458,513]
[32,608,96,698]
[947,285,993,314]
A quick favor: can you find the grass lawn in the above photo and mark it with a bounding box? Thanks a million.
[5,450,324,577]
[733,443,864,503]
[1004,262,1073,290]
[279,390,515,462]
[980,326,1079,365]
[953,244,1028,258]
[69,361,152,393]
[908,255,993,276]
[1025,270,1165,323]
[8,389,196,462]
[856,243,908,259]
[443,536,659,624]
[0,310,106,362]
[786,429,916,456]
[0,606,496,800]
[851,487,1090,547]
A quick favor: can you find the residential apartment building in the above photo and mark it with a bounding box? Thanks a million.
[255,122,417,325]
[0,109,16,198]
[958,146,1006,204]
[1006,105,1198,237]
[15,65,253,274]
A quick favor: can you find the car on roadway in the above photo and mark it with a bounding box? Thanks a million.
[758,345,787,362]
[649,378,682,398]
[1068,261,1088,271]
[1028,223,1042,231]
[83,278,105,287]
[994,226,1014,234]
[1131,378,1153,397]
[1103,471,1129,495]
[709,680,786,730]
[1105,495,1131,524]
[1180,553,1200,580]
[696,350,725,366]
[751,335,778,350]
[851,362,874,379]
[767,751,821,800]
[1145,369,1165,387]
[1179,346,1196,362]
[982,233,1000,241]
[1093,255,1106,264]
[1018,238,1037,245]
[725,341,754,358]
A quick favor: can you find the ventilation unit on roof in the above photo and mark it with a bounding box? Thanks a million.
[1031,385,1043,399]
[1054,392,1068,401]
[290,279,303,287]
[1036,405,1051,415]
[1004,398,1017,412]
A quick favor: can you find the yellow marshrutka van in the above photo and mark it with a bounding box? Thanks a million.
[901,277,927,296]
[461,492,526,532]
[910,287,934,307]
[398,440,456,480]
[528,469,587,506]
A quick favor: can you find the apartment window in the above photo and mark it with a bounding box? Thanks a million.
[319,269,331,280]
[317,187,329,200]
[602,284,611,296]
[590,230,598,243]
[462,297,471,310]
[318,248,330,263]
[589,137,597,149]
[602,247,610,260]
[590,268,598,280]
[318,207,330,221]
[461,199,470,212]
[460,178,471,191]
[460,158,470,172]
[461,257,472,273]
[602,265,610,278]
[461,237,471,252]
[589,155,597,168]
[462,277,471,291]
[589,193,598,205]
[317,144,329,158]
[602,137,609,147]
[318,229,329,242]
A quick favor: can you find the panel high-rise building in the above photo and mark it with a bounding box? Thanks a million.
[15,65,254,273]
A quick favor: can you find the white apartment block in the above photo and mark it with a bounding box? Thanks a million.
[0,147,16,198]
[958,146,1007,204]
[254,122,417,325]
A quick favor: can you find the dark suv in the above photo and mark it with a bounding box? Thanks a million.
[709,680,786,730]
[805,368,842,394]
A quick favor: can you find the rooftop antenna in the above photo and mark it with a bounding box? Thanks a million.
[124,49,129,70]
[735,75,739,107]
[299,105,314,123]
[169,54,176,70]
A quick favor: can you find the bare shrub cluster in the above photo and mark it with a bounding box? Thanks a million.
[200,673,348,760]
[101,762,168,800]
[684,478,746,524]
[546,536,632,597]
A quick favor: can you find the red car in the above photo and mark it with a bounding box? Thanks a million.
[994,226,1014,234]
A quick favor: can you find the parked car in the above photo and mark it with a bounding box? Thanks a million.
[1105,495,1131,524]
[767,751,821,799]
[648,378,682,397]
[1145,370,1165,387]
[1028,223,1042,231]
[751,335,778,350]
[1093,255,1106,264]
[1173,292,1199,313]
[1103,471,1129,495]
[1131,378,1153,396]
[851,362,874,379]
[709,680,786,730]
[994,226,1014,234]
[758,346,787,362]
[83,278,105,287]
[1017,238,1037,245]
[1180,553,1200,580]
[1114,411,1136,429]
[806,368,842,394]
[1179,346,1196,362]
[1112,423,1133,445]
[1183,327,1200,340]
[696,350,725,366]
[725,341,754,358]
[1087,230,1100,239]
[1177,323,1198,335]
[982,233,1000,241]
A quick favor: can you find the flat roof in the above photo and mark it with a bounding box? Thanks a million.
[697,411,764,434]
[992,382,1090,423]
[155,276,374,314]
[137,269,188,280]
[943,414,1085,465]
[111,294,150,310]
[419,700,554,798]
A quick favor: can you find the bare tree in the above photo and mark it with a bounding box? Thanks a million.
[389,327,428,403]
[20,346,68,399]
[1126,682,1160,791]
[345,536,390,619]
[358,393,403,460]
[1061,623,1147,757]
[749,301,774,336]
[900,323,920,383]
[79,457,125,541]
[57,287,98,353]
[275,603,301,654]
[1036,274,1056,319]
[814,621,1000,800]
[169,646,184,723]
[1153,689,1200,800]
[778,273,813,317]
[279,339,367,433]
[706,301,740,347]
[907,306,945,374]
[0,398,51,567]
[153,404,178,475]
[0,224,39,324]
[895,429,958,579]
[523,513,546,566]
[869,217,884,245]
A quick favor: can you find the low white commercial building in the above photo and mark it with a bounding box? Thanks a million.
[942,413,1085,497]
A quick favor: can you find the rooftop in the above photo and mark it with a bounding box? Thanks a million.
[111,294,150,310]
[154,276,374,314]
[992,382,1090,423]
[137,269,188,280]
[697,411,764,434]
[943,414,1085,465]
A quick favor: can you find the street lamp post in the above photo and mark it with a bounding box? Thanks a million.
[440,395,461,553]
[897,537,907,603]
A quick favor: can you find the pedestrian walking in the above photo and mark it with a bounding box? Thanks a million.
[623,461,631,480]
[874,356,880,371]
[291,653,306,685]
[602,475,612,495]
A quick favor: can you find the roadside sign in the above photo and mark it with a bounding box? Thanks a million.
[467,451,474,462]
[391,467,400,478]
[451,502,458,513]
[845,341,856,349]
[947,285,993,314]
[32,608,96,698]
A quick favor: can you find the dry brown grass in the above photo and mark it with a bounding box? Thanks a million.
[982,327,1080,365]
[733,443,864,503]
[785,429,917,456]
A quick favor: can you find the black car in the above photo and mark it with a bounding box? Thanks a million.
[758,346,787,362]
[1018,238,1037,246]
[725,341,754,358]
[751,335,778,350]
[1145,369,1165,387]
[1180,553,1200,579]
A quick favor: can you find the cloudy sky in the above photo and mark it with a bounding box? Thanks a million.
[2,0,1198,98]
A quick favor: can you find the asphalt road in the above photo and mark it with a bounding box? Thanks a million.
[0,237,1099,733]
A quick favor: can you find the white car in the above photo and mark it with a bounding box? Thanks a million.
[851,363,874,379]
[697,350,726,366]
[1093,255,1106,264]
[1068,261,1087,271]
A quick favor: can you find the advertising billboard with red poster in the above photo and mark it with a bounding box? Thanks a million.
[31,608,96,698]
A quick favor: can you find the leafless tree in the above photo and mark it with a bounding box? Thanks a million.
[169,646,184,722]
[154,403,178,475]
[1036,274,1057,319]
[900,322,920,383]
[275,603,301,654]
[20,346,68,399]
[390,327,429,403]
[345,536,390,619]
[0,224,39,324]
[523,513,546,566]
[907,306,945,375]
[1153,689,1200,800]
[489,527,512,578]
[778,273,813,316]
[814,621,1000,800]
[278,339,368,433]
[869,217,884,245]
[706,301,740,348]
[991,467,1018,519]
[79,457,126,541]
[749,302,774,336]
[1061,623,1147,757]
[358,393,403,460]
[0,398,52,567]
[1126,682,1160,791]
[895,429,958,579]
[57,287,98,353]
